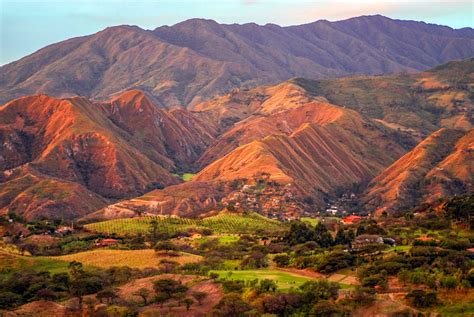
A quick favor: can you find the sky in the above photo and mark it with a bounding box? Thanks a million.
[0,0,473,65]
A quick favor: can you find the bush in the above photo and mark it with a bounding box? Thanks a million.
[221,280,245,293]
[0,292,22,309]
[405,290,438,308]
[440,276,459,289]
[273,254,290,267]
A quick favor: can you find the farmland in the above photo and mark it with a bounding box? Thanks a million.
[49,249,202,269]
[210,269,322,290]
[0,251,75,275]
[84,212,286,236]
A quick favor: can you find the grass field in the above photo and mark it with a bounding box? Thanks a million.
[84,212,285,236]
[173,173,196,181]
[385,245,411,253]
[438,302,474,315]
[300,217,319,226]
[49,249,202,269]
[0,251,74,275]
[210,269,320,290]
[181,173,196,181]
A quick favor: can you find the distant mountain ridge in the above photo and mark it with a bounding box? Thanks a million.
[1,15,473,106]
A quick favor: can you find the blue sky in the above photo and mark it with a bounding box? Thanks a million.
[1,0,473,65]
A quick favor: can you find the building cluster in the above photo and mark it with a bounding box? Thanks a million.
[222,181,303,220]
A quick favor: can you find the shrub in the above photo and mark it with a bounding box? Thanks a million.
[405,290,439,308]
[273,254,290,267]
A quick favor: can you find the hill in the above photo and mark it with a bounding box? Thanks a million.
[1,15,473,106]
[2,59,473,220]
[90,100,412,219]
[292,58,474,138]
[0,91,215,220]
[88,59,473,219]
[363,128,474,215]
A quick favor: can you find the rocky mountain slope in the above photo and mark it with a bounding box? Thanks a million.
[363,128,474,216]
[1,15,473,107]
[2,59,473,220]
[0,92,214,220]
[86,100,413,221]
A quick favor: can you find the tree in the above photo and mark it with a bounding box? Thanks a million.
[240,252,268,269]
[133,288,150,305]
[222,280,245,293]
[154,292,170,308]
[313,223,334,248]
[310,300,346,316]
[213,293,252,316]
[299,280,340,305]
[68,261,84,279]
[334,229,346,246]
[182,298,194,311]
[153,279,188,299]
[36,288,56,301]
[96,288,118,304]
[261,293,303,316]
[150,219,159,241]
[155,241,178,253]
[405,290,438,308]
[285,222,315,245]
[316,251,355,274]
[0,292,22,309]
[440,276,459,289]
[260,279,277,292]
[192,291,207,305]
[273,254,290,267]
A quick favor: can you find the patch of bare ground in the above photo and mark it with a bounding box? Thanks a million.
[276,267,325,279]
[352,294,419,317]
[135,275,223,317]
[7,300,68,317]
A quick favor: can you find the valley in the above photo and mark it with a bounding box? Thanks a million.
[0,13,473,316]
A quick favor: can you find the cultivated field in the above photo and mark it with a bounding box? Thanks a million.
[49,249,202,269]
[84,212,285,236]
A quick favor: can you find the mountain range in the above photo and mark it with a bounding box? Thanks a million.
[3,59,470,221]
[1,15,473,108]
[0,15,473,222]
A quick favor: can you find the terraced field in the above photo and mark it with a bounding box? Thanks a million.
[84,212,286,236]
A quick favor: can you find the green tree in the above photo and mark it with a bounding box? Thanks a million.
[133,288,150,305]
[213,293,252,316]
[0,292,22,309]
[182,298,194,311]
[299,280,340,305]
[405,290,438,308]
[192,291,207,305]
[260,279,277,292]
[153,279,188,299]
[314,223,334,248]
[273,254,290,267]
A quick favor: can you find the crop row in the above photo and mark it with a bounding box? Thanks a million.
[84,212,285,236]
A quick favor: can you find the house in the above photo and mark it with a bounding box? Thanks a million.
[352,234,384,250]
[95,238,120,247]
[55,226,74,236]
[342,215,363,224]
